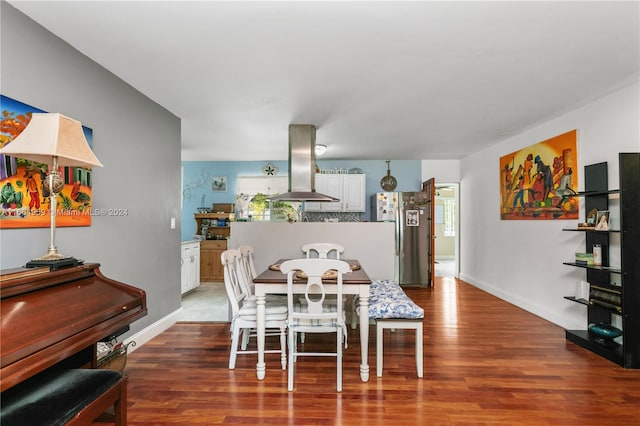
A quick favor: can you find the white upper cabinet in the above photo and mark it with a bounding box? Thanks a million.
[306,174,366,212]
[342,174,366,212]
[317,174,342,212]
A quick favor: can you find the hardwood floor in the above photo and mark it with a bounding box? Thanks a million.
[120,277,640,425]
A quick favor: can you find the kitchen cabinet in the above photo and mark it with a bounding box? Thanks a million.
[194,212,231,281]
[563,153,639,369]
[181,241,200,294]
[305,174,366,212]
[200,240,226,281]
[342,174,367,211]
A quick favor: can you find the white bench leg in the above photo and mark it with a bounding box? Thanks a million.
[376,321,384,377]
[416,322,423,378]
[376,320,423,378]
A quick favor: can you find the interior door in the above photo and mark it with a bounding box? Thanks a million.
[422,178,435,288]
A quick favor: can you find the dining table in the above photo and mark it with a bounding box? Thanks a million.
[252,259,372,382]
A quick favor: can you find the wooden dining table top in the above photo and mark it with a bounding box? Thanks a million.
[253,259,372,285]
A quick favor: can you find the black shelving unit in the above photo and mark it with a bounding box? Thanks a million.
[564,153,639,369]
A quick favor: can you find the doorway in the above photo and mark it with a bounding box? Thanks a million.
[434,183,459,278]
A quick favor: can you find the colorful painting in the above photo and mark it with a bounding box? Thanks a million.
[500,130,578,220]
[0,95,95,228]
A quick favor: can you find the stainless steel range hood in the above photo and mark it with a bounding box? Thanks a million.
[270,124,339,202]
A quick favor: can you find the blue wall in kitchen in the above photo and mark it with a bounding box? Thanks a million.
[181,160,421,240]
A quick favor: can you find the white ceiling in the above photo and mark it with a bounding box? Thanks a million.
[9,1,639,161]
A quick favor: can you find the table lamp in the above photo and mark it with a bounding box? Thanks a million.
[0,113,103,269]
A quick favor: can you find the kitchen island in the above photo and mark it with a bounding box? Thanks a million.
[229,222,395,280]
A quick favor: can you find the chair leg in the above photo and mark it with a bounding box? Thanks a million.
[337,326,343,392]
[416,322,424,378]
[280,325,287,370]
[241,328,250,350]
[351,297,358,330]
[113,375,127,426]
[288,329,295,391]
[376,321,384,377]
[229,324,240,369]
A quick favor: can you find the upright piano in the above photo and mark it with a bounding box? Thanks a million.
[1,263,147,393]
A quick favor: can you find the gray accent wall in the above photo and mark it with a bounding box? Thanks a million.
[0,3,182,334]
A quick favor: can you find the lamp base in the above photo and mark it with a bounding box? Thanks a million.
[25,257,81,271]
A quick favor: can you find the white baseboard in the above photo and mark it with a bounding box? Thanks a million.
[459,273,584,331]
[124,308,183,353]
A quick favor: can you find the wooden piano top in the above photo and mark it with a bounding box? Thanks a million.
[0,263,147,392]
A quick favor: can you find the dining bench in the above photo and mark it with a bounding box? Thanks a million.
[362,279,424,378]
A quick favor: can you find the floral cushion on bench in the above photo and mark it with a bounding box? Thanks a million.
[365,279,424,319]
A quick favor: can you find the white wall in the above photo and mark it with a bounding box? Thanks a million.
[0,4,183,336]
[421,159,460,183]
[230,222,395,281]
[459,82,639,330]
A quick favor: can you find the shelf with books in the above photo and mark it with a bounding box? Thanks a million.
[562,153,639,369]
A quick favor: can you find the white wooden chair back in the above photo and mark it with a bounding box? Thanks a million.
[238,245,257,295]
[301,243,345,259]
[238,245,257,279]
[280,258,349,322]
[221,249,249,316]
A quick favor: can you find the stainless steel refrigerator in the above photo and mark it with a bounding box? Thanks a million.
[372,192,430,286]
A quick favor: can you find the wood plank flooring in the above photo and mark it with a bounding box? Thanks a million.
[118,277,640,425]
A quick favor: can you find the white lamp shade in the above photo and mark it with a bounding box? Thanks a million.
[315,144,327,156]
[0,113,103,168]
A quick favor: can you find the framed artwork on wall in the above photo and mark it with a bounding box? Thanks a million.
[212,176,227,192]
[0,95,95,229]
[499,129,579,220]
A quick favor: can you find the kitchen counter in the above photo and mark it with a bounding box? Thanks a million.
[229,222,394,281]
[181,239,201,244]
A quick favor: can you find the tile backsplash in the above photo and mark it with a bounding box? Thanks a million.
[303,212,365,222]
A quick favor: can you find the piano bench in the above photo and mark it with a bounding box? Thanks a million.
[0,368,127,426]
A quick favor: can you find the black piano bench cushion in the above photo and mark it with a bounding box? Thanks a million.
[0,368,122,426]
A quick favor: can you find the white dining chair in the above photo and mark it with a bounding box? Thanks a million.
[238,244,287,304]
[301,243,357,330]
[221,249,287,370]
[301,243,344,259]
[280,258,351,392]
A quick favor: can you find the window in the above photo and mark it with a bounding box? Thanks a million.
[443,198,455,237]
[236,176,300,222]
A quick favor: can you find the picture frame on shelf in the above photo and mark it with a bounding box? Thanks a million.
[586,208,598,227]
[595,210,609,231]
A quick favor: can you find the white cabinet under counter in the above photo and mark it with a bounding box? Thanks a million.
[306,174,366,212]
[181,240,201,294]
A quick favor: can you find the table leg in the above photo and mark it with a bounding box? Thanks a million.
[256,294,266,380]
[359,293,370,382]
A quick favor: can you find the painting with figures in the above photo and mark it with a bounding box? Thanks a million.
[500,130,578,220]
